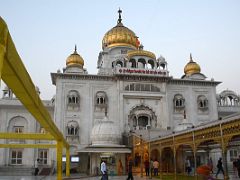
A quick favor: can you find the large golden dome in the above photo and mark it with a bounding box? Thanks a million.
[66,46,84,67]
[184,54,201,75]
[102,9,139,50]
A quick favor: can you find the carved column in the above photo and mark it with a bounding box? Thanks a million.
[159,144,163,180]
[192,131,197,177]
[140,135,143,177]
[219,123,229,180]
[172,135,177,180]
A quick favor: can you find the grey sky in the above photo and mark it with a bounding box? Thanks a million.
[1,0,240,99]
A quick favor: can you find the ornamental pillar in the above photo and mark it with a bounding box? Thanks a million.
[140,135,143,177]
[57,141,63,180]
[219,123,229,180]
[172,135,177,180]
[192,131,197,177]
[159,145,163,180]
[66,147,70,177]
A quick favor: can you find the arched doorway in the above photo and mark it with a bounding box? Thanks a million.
[151,149,160,161]
[176,144,193,174]
[128,105,157,130]
[161,147,174,173]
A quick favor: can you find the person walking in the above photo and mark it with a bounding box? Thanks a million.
[216,157,224,178]
[101,160,108,180]
[127,156,134,180]
[153,159,159,176]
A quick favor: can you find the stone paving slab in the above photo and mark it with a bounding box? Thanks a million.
[0,174,239,180]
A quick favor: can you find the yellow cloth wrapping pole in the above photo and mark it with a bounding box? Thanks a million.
[0,17,8,80]
[57,141,63,180]
[66,147,70,177]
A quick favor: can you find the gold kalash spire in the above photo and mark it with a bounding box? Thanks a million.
[102,8,139,50]
[66,45,84,68]
[184,53,201,75]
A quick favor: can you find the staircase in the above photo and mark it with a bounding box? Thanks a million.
[0,166,34,176]
[39,167,52,176]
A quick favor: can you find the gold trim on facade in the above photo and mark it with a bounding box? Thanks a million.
[107,43,137,49]
[127,49,156,60]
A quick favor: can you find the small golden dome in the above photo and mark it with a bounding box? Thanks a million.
[66,46,84,67]
[127,45,156,60]
[184,54,201,75]
[102,9,139,49]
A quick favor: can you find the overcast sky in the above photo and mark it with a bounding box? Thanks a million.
[1,0,240,100]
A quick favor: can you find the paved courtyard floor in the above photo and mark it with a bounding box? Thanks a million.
[0,173,239,180]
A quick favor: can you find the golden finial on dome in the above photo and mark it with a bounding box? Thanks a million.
[184,53,201,75]
[117,8,122,24]
[74,44,77,53]
[66,45,84,68]
[190,53,193,62]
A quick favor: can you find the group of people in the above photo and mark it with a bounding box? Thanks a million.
[100,157,160,180]
[200,156,240,178]
[144,159,159,176]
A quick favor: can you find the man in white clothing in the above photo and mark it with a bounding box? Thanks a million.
[101,160,107,180]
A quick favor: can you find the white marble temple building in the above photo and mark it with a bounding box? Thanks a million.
[0,10,240,175]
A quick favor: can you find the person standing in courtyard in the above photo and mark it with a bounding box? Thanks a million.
[127,156,134,180]
[117,159,123,175]
[144,159,150,176]
[153,159,159,176]
[185,158,191,175]
[216,157,224,178]
[34,158,40,176]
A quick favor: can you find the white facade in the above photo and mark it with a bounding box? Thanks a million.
[0,10,240,175]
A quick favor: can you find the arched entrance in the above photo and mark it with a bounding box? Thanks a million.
[151,149,160,161]
[176,144,193,174]
[161,147,174,173]
[128,105,157,130]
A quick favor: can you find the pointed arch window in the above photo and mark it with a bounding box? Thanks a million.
[66,121,79,136]
[67,90,79,104]
[67,90,80,110]
[173,94,185,109]
[66,121,79,143]
[197,95,208,109]
[95,91,108,107]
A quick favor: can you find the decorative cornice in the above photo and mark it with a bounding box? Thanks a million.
[51,72,173,85]
[169,79,221,86]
